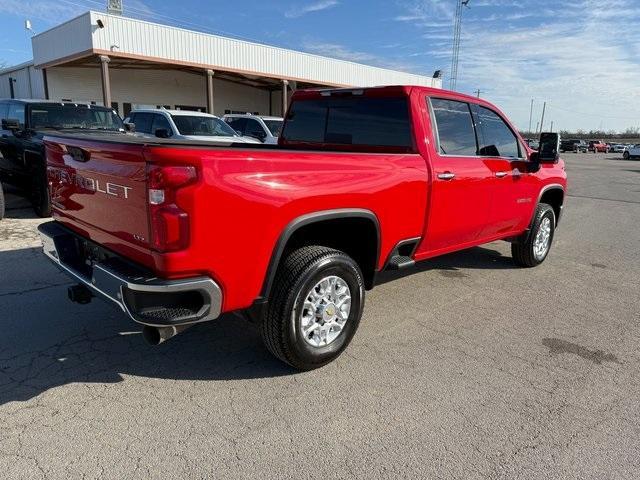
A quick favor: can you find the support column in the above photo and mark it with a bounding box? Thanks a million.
[282,79,289,116]
[206,69,215,114]
[99,55,111,107]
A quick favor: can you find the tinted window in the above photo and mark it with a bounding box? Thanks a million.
[475,106,520,158]
[172,115,238,137]
[28,104,122,131]
[0,103,8,121]
[226,118,247,135]
[132,112,153,134]
[430,98,477,156]
[282,97,413,151]
[245,119,266,139]
[151,114,173,136]
[8,103,25,127]
[264,119,283,137]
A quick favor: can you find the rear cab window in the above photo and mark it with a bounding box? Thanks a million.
[281,95,415,152]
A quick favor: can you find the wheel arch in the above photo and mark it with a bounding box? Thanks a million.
[258,209,381,303]
[538,184,565,225]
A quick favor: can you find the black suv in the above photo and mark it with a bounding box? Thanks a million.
[0,100,124,217]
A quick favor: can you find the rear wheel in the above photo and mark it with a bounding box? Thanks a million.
[512,203,556,267]
[0,182,5,220]
[260,246,365,370]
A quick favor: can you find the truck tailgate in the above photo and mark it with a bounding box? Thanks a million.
[45,136,151,250]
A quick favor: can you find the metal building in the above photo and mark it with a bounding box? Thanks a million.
[1,11,441,118]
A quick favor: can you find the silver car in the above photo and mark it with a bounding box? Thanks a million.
[223,114,284,145]
[124,109,260,144]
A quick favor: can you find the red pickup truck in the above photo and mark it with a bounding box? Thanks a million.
[39,86,567,370]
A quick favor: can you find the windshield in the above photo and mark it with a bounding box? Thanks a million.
[30,104,123,131]
[263,119,283,137]
[172,115,238,137]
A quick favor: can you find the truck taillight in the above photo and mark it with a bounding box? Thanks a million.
[147,165,197,252]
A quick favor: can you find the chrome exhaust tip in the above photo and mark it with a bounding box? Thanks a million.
[142,325,191,345]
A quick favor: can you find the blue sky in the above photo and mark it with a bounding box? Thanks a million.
[1,0,639,132]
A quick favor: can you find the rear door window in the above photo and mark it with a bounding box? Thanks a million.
[132,112,153,134]
[245,119,266,140]
[226,118,247,135]
[282,96,414,151]
[474,106,521,158]
[429,98,478,156]
[151,114,173,136]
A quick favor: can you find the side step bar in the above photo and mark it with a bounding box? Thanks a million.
[383,237,420,271]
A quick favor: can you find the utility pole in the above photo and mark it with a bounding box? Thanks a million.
[539,101,546,134]
[550,121,554,133]
[474,89,482,98]
[449,0,470,91]
[528,99,534,134]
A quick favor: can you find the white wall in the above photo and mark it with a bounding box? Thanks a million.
[0,64,46,99]
[46,66,274,117]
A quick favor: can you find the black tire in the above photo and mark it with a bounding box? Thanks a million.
[512,203,556,268]
[31,170,51,218]
[260,246,365,370]
[623,151,630,160]
[0,182,5,220]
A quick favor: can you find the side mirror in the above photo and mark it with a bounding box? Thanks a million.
[2,118,21,132]
[537,132,560,163]
[154,128,170,139]
[124,122,135,132]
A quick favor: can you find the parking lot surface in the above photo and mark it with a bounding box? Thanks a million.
[1,153,639,479]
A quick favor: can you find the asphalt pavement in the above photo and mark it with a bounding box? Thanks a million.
[1,152,639,479]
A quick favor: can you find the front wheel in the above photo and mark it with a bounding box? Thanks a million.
[623,151,630,160]
[512,203,556,267]
[260,246,365,370]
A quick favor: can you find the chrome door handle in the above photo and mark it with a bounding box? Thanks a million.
[437,172,455,180]
[495,171,508,178]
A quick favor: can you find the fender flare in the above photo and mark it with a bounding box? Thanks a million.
[257,208,381,302]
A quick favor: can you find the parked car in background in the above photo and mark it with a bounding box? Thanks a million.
[223,114,284,144]
[611,144,626,153]
[124,109,260,144]
[525,138,539,150]
[0,99,124,217]
[560,139,580,152]
[40,85,567,370]
[588,140,609,153]
[623,145,640,160]
[574,140,588,153]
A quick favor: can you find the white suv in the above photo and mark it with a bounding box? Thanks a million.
[124,109,260,144]
[223,114,284,145]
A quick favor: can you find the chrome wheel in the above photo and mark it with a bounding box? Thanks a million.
[299,275,351,348]
[533,217,552,260]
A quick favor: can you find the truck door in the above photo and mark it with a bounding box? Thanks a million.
[472,105,538,237]
[1,103,27,175]
[416,97,493,255]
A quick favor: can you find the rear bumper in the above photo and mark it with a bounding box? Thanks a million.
[38,221,222,327]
